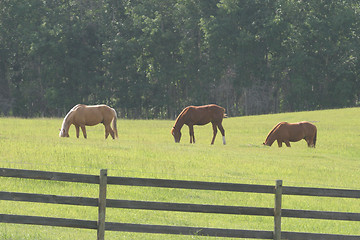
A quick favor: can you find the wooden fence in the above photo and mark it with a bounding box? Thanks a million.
[0,167,360,240]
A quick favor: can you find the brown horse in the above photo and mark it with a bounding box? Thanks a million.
[263,121,317,147]
[59,104,118,139]
[171,104,226,145]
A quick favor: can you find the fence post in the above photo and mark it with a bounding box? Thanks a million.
[97,169,108,240]
[274,180,283,240]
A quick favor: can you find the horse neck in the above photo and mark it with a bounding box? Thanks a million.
[265,123,282,146]
[173,109,187,131]
[173,117,185,131]
[264,132,276,146]
[61,111,73,133]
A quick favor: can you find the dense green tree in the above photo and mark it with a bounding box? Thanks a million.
[0,0,358,118]
[201,0,281,115]
[278,0,360,111]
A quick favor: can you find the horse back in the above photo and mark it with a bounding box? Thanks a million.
[74,104,116,126]
[186,104,225,125]
[298,121,317,135]
[284,121,316,140]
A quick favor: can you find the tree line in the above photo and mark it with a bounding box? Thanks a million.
[0,0,359,118]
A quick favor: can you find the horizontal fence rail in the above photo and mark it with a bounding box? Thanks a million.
[2,191,359,221]
[0,168,99,184]
[107,176,276,193]
[2,168,358,198]
[0,168,360,240]
[283,186,360,198]
[0,214,98,230]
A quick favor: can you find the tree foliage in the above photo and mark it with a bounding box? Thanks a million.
[0,0,359,118]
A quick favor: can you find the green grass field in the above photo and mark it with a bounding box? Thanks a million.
[0,108,360,239]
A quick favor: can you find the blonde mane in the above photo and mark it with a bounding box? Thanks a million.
[59,104,83,136]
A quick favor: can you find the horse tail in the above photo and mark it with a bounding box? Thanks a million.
[313,128,317,147]
[221,106,227,118]
[112,108,118,138]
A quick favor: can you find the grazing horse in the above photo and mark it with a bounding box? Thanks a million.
[263,121,317,147]
[59,104,118,139]
[171,104,226,145]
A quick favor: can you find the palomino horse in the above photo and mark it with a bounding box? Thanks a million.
[263,121,317,147]
[171,104,226,145]
[59,104,118,139]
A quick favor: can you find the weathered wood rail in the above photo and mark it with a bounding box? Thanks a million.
[0,168,359,239]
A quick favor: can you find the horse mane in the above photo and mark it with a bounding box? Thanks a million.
[172,106,190,130]
[60,104,84,131]
[264,122,284,144]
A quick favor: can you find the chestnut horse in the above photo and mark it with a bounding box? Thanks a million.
[263,121,317,147]
[171,104,226,145]
[59,104,118,139]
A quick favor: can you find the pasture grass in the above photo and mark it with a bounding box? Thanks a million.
[0,107,360,239]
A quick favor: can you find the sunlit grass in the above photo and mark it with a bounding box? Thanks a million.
[0,108,360,239]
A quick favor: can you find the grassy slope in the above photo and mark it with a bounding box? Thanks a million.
[0,108,359,239]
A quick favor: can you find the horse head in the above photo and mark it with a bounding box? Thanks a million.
[171,127,181,143]
[59,128,69,137]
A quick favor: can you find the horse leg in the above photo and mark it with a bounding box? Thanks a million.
[75,125,80,138]
[305,137,315,147]
[211,123,218,145]
[277,140,282,147]
[218,123,226,145]
[105,124,115,139]
[304,137,310,147]
[109,129,115,139]
[285,141,291,147]
[189,125,195,143]
[80,125,87,139]
[104,124,109,139]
